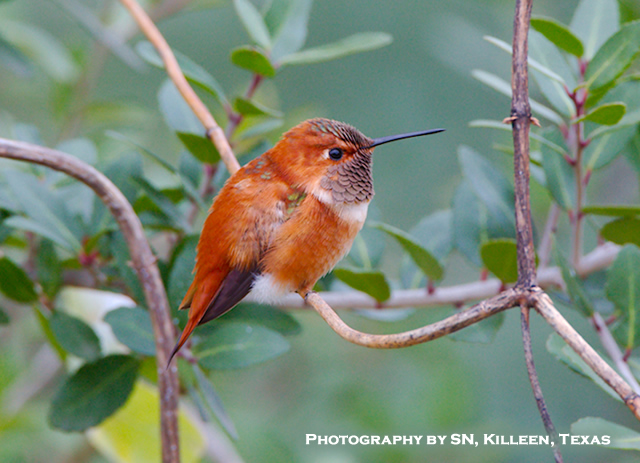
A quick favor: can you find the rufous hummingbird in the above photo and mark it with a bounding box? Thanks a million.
[170,118,443,361]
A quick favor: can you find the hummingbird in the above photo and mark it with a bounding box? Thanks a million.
[170,118,443,361]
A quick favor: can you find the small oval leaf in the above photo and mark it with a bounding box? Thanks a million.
[0,256,38,303]
[232,97,282,117]
[104,307,156,356]
[49,355,140,431]
[531,16,584,57]
[576,102,626,125]
[583,205,640,217]
[480,239,518,283]
[230,46,275,77]
[176,132,221,164]
[50,312,102,360]
[601,217,640,247]
[332,268,391,302]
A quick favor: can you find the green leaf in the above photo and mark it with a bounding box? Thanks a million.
[230,46,275,76]
[233,97,282,117]
[471,70,564,125]
[132,177,191,233]
[480,239,518,283]
[0,307,8,324]
[167,235,198,312]
[347,217,386,269]
[233,0,271,49]
[449,312,505,344]
[266,0,313,61]
[540,129,575,210]
[176,132,221,164]
[104,307,156,356]
[234,117,283,140]
[528,31,576,117]
[3,170,82,253]
[576,102,626,125]
[50,312,102,361]
[192,364,238,438]
[37,239,62,298]
[218,303,301,336]
[0,19,79,83]
[546,333,619,400]
[136,41,227,106]
[458,145,515,233]
[555,249,594,316]
[583,205,640,216]
[410,210,453,262]
[0,32,32,77]
[374,223,443,281]
[0,256,37,303]
[531,16,584,57]
[451,181,484,266]
[572,417,640,450]
[157,79,203,135]
[570,0,620,60]
[194,323,289,369]
[279,32,392,66]
[601,217,640,246]
[332,268,391,302]
[49,355,140,431]
[584,21,640,92]
[606,244,640,349]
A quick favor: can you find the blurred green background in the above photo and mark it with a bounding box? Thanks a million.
[1,0,640,462]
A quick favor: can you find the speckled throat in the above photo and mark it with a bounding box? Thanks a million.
[320,152,374,204]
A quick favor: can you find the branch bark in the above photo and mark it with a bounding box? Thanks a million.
[119,0,240,175]
[0,138,180,463]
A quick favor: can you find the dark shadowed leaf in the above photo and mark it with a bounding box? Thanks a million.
[332,268,391,302]
[279,32,392,66]
[0,307,8,325]
[601,217,640,247]
[233,0,271,49]
[132,177,191,233]
[167,235,198,312]
[194,323,289,369]
[0,256,37,303]
[49,355,140,431]
[176,132,221,164]
[105,307,156,356]
[531,16,584,57]
[230,46,275,76]
[584,20,640,92]
[480,239,518,283]
[37,239,62,298]
[374,223,443,281]
[50,312,101,361]
[576,102,626,125]
[572,417,640,450]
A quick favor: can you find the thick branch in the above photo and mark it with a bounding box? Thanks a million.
[510,0,536,287]
[119,0,240,175]
[0,138,180,463]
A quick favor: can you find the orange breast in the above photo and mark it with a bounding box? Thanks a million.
[260,195,365,294]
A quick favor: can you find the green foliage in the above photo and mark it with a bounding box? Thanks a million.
[49,355,140,431]
[333,267,391,302]
[50,312,102,361]
[571,417,640,450]
[104,307,156,356]
[480,239,518,284]
[0,256,37,303]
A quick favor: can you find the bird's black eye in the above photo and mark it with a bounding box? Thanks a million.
[328,148,343,160]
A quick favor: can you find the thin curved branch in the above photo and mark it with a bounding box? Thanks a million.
[119,0,241,175]
[0,138,180,463]
[304,288,522,348]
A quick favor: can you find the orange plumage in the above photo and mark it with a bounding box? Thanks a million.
[170,118,443,361]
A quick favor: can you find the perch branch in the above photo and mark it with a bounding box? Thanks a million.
[0,138,180,463]
[118,0,241,175]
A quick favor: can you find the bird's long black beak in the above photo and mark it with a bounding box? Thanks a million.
[367,128,445,149]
